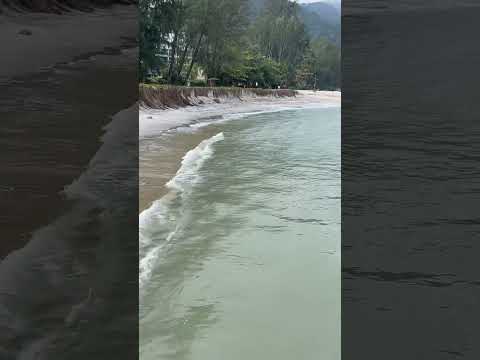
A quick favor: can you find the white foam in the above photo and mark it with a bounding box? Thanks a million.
[139,196,169,247]
[66,104,138,205]
[139,132,225,291]
[166,132,224,191]
[139,244,162,287]
[0,102,138,358]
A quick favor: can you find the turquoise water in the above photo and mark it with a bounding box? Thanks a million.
[140,107,340,360]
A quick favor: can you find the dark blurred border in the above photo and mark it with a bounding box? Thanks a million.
[0,2,138,359]
[342,1,480,359]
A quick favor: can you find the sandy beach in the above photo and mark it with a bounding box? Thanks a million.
[140,90,340,137]
[0,5,137,80]
[0,6,137,257]
[0,5,139,358]
[139,90,340,213]
[139,97,341,360]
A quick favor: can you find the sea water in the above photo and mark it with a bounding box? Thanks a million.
[140,106,340,360]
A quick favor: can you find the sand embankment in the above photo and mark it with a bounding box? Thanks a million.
[139,85,340,137]
[139,88,340,212]
[139,85,297,109]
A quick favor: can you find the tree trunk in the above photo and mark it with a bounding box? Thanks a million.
[167,29,179,83]
[211,39,219,78]
[186,33,204,82]
[175,38,191,82]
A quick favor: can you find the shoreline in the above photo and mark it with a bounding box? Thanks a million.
[140,89,340,137]
[139,90,341,213]
[139,103,341,359]
[0,7,139,357]
[0,6,137,258]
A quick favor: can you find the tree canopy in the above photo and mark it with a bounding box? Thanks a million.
[140,0,340,90]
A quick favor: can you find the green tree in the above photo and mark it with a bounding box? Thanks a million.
[139,0,340,89]
[297,38,340,90]
[196,0,249,80]
[250,0,308,86]
[139,0,179,81]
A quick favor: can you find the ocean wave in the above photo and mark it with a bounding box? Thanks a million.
[0,103,138,359]
[139,132,225,291]
[184,102,340,131]
[166,132,224,191]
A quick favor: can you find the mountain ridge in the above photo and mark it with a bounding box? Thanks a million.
[248,0,340,45]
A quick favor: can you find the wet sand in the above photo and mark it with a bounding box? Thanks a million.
[140,126,221,213]
[140,106,341,360]
[0,7,137,258]
[0,5,137,80]
[139,91,340,213]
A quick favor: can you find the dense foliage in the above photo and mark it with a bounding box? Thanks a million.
[140,0,340,90]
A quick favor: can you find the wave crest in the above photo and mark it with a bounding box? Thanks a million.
[139,132,225,291]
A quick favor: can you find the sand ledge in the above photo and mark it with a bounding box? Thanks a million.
[140,89,341,138]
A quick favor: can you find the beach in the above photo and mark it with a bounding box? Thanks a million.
[0,6,139,358]
[140,90,340,212]
[139,91,341,360]
[0,5,137,257]
[0,5,137,80]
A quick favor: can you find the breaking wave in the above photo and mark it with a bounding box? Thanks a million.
[139,132,225,291]
[0,104,138,359]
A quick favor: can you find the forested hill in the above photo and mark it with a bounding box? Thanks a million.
[299,1,340,45]
[302,1,339,25]
[141,0,341,90]
[249,0,341,45]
